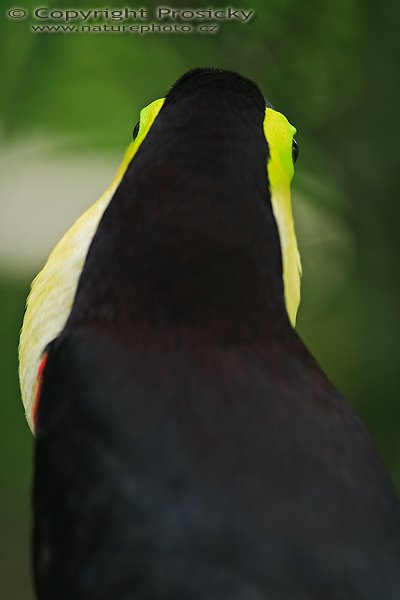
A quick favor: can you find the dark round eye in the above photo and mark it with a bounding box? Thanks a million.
[132,121,140,140]
[292,138,299,163]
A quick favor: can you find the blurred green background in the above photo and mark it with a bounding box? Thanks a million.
[1,0,399,597]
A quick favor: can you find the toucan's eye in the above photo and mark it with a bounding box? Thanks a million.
[132,122,140,140]
[292,138,299,163]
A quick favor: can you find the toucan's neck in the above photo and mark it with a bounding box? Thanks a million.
[67,82,291,343]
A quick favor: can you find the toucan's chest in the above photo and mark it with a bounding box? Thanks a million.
[34,324,400,598]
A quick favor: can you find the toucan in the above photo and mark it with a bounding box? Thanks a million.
[19,69,400,599]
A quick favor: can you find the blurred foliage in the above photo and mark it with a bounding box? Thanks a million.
[1,0,400,597]
[0,277,32,598]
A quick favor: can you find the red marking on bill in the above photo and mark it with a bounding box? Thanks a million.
[33,352,48,432]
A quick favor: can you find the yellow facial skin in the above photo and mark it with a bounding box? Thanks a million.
[264,107,301,327]
[19,98,165,432]
[19,98,300,434]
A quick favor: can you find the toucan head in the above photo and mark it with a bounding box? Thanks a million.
[19,68,301,433]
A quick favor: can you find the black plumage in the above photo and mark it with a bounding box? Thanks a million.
[34,69,400,599]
